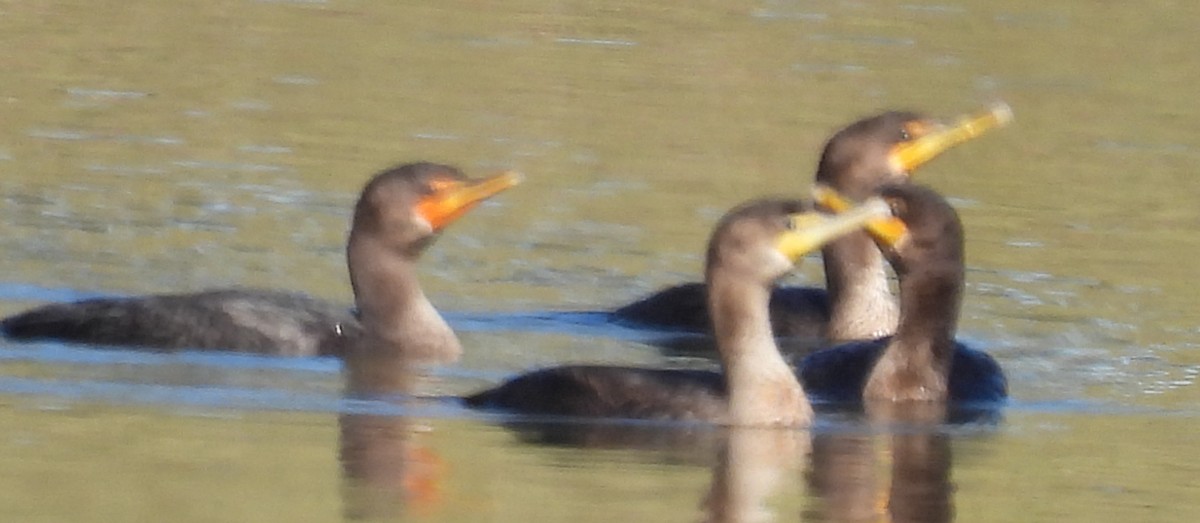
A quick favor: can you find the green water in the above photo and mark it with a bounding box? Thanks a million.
[2,0,1199,521]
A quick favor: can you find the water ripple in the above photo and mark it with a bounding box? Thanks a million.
[554,37,638,47]
[65,87,152,100]
[172,159,292,173]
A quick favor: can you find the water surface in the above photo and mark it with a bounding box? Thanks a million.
[2,0,1199,521]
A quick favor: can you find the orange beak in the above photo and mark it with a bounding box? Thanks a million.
[811,185,909,247]
[414,171,523,231]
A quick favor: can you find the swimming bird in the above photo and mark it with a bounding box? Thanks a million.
[798,184,1007,403]
[1,162,521,358]
[465,196,898,426]
[613,105,1011,343]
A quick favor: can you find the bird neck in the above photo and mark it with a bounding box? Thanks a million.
[864,263,961,401]
[346,233,462,363]
[708,273,812,426]
[822,231,899,340]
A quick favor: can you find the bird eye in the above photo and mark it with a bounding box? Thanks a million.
[899,128,910,141]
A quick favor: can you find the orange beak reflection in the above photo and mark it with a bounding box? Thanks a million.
[811,185,909,247]
[415,171,523,231]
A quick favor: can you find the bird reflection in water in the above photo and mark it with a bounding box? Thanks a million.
[491,418,812,523]
[702,427,811,523]
[338,341,446,520]
[806,402,954,523]
[492,403,959,523]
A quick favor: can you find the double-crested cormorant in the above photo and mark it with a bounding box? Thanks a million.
[798,184,1007,403]
[613,105,1011,342]
[1,163,521,358]
[465,197,898,426]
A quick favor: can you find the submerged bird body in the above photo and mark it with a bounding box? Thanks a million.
[465,366,727,421]
[614,107,1009,342]
[610,283,830,339]
[468,197,894,426]
[798,184,1007,404]
[1,162,521,358]
[799,338,1006,404]
[1,289,358,356]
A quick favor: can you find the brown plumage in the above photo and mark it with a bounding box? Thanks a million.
[1,163,520,359]
[614,106,1010,343]
[466,197,892,426]
[798,184,1007,403]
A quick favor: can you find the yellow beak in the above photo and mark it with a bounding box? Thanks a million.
[776,199,896,262]
[890,103,1013,172]
[810,185,908,248]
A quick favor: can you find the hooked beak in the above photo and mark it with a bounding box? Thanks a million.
[889,103,1013,173]
[415,171,523,231]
